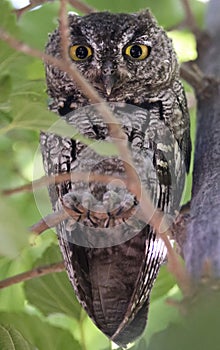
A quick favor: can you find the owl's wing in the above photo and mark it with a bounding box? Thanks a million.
[111,229,166,347]
[40,130,97,322]
[173,81,192,173]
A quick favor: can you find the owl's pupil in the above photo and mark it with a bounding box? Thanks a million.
[76,46,88,59]
[130,45,142,58]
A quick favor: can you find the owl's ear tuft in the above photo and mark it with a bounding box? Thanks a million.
[136,9,158,26]
[68,12,81,24]
[57,12,80,26]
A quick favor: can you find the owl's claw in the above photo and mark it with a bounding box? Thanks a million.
[62,189,138,227]
[62,191,98,215]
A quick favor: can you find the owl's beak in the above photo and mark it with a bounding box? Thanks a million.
[102,74,116,96]
[101,61,117,96]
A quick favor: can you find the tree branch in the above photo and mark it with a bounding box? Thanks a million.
[0,262,65,289]
[180,62,218,97]
[184,0,220,279]
[2,172,128,195]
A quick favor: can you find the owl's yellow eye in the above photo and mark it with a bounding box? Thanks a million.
[124,44,150,60]
[69,45,93,61]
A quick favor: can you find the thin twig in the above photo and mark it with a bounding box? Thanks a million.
[30,208,69,234]
[2,172,127,195]
[0,262,65,289]
[59,0,70,62]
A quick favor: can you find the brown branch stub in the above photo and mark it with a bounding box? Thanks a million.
[180,62,218,98]
[30,208,70,234]
[171,202,191,258]
[0,262,65,289]
[180,0,200,37]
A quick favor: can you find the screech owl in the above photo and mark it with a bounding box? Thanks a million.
[40,10,191,348]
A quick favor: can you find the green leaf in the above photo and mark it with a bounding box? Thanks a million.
[147,294,220,350]
[143,287,181,345]
[150,266,176,302]
[0,257,26,312]
[168,30,197,63]
[131,338,148,350]
[0,99,59,135]
[0,0,18,35]
[24,245,82,320]
[85,0,184,27]
[0,74,12,103]
[0,1,21,76]
[0,312,81,350]
[19,2,60,50]
[0,324,34,350]
[0,196,28,258]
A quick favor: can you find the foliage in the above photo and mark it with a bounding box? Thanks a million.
[0,0,211,349]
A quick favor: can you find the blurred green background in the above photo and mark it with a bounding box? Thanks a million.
[0,1,211,349]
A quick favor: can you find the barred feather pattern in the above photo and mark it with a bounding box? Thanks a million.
[41,10,191,348]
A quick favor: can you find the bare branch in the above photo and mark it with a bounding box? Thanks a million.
[2,172,128,195]
[184,0,220,279]
[59,0,70,62]
[171,203,191,258]
[30,208,69,234]
[180,62,218,97]
[0,262,65,289]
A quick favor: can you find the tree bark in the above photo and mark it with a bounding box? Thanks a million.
[184,0,220,279]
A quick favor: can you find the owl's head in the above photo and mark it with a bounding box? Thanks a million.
[45,10,179,108]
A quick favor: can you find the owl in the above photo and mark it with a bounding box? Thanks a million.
[41,10,191,348]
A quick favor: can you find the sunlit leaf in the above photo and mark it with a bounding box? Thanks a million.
[24,245,82,320]
[147,294,220,350]
[0,74,12,103]
[0,312,81,350]
[0,197,28,258]
[150,266,176,302]
[0,324,34,350]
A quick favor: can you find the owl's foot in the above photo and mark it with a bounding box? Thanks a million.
[61,189,138,228]
[102,190,138,227]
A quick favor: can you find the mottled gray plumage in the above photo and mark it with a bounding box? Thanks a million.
[41,10,191,348]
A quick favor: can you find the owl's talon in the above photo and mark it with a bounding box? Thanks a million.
[87,210,98,227]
